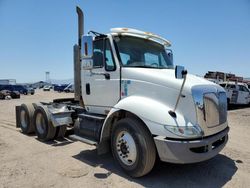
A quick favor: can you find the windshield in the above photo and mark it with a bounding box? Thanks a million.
[114,36,174,69]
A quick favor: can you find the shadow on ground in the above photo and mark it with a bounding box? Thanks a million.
[228,104,250,111]
[35,137,74,147]
[73,149,237,188]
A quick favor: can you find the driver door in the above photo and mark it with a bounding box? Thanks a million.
[81,38,120,115]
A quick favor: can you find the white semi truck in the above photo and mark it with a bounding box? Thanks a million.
[16,7,229,177]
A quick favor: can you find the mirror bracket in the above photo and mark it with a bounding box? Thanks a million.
[169,65,188,118]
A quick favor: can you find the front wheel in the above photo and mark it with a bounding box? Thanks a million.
[111,118,156,178]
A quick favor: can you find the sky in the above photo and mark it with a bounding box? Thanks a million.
[0,0,250,83]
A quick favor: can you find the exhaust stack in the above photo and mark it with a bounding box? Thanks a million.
[76,6,84,48]
[74,6,84,103]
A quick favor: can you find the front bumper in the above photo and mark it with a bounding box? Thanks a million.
[154,127,229,164]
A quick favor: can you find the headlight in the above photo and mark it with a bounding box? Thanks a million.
[164,124,203,138]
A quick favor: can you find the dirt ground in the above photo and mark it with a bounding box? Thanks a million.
[0,90,250,188]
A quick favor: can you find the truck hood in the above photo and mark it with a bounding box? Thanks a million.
[121,68,218,94]
[121,67,228,137]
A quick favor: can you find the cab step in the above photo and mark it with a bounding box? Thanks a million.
[69,134,97,145]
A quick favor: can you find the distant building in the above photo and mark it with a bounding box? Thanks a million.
[0,79,16,85]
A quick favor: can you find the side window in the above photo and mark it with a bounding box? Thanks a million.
[105,39,116,71]
[93,39,104,68]
[242,86,249,92]
[238,85,248,92]
[144,53,159,66]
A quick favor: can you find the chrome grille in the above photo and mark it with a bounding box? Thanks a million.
[203,92,227,128]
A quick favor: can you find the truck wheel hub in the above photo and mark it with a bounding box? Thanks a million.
[116,131,137,166]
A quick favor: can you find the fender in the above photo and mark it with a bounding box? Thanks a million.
[100,95,195,142]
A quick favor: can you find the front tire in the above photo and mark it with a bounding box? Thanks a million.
[111,118,156,177]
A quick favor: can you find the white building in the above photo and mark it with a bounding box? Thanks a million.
[0,79,16,85]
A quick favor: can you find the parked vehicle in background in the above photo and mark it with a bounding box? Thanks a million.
[54,84,68,92]
[220,82,250,105]
[26,87,35,95]
[0,84,29,95]
[13,85,30,95]
[43,85,51,91]
[64,83,74,93]
[0,90,20,99]
[1,85,31,95]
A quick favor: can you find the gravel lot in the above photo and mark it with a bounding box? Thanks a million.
[0,90,250,188]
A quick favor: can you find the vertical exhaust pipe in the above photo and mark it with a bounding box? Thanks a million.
[74,6,84,104]
[76,6,84,48]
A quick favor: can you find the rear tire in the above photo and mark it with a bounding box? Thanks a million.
[19,103,35,134]
[111,117,156,178]
[33,105,56,141]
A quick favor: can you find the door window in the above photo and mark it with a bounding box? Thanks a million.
[239,85,249,92]
[105,39,116,71]
[93,39,104,68]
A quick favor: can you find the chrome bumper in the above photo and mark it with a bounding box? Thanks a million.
[154,127,229,164]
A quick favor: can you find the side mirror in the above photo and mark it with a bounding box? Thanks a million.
[81,36,93,70]
[81,36,93,58]
[175,65,187,79]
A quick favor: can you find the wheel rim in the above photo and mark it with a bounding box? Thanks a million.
[116,131,137,166]
[20,109,28,129]
[36,112,46,135]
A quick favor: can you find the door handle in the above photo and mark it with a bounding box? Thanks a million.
[86,83,90,95]
[104,73,110,80]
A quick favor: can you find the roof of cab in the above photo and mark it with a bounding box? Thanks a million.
[110,28,171,47]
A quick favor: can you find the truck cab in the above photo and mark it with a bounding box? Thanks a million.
[16,7,229,178]
[78,27,229,169]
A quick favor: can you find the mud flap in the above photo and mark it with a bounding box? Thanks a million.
[16,106,21,128]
